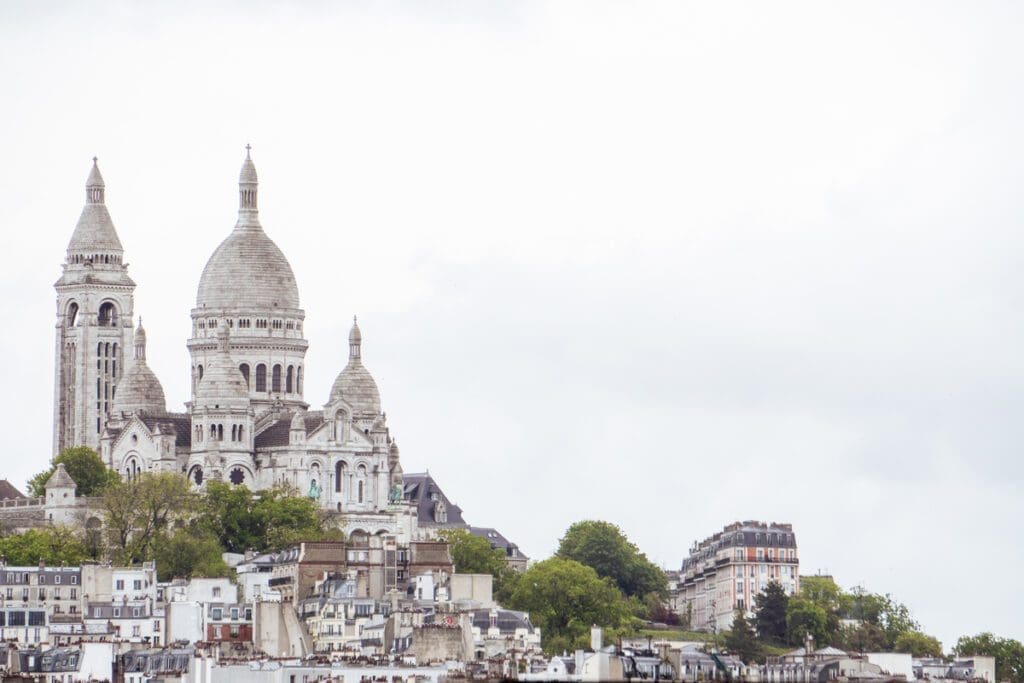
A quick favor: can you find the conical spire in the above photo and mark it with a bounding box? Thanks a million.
[134,317,147,361]
[66,157,123,255]
[349,316,361,361]
[86,157,105,204]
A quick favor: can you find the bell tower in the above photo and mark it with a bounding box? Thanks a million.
[52,158,136,454]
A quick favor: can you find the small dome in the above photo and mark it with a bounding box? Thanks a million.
[114,318,166,415]
[329,318,381,415]
[114,363,166,415]
[329,363,381,415]
[195,323,250,406]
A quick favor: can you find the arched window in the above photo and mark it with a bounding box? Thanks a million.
[297,367,303,394]
[255,364,267,392]
[335,461,347,493]
[239,364,250,389]
[67,302,79,327]
[231,425,237,441]
[272,365,282,393]
[218,424,224,441]
[188,466,204,486]
[197,365,204,381]
[98,302,117,327]
[357,464,367,504]
[237,425,243,441]
[286,366,294,393]
[335,412,346,441]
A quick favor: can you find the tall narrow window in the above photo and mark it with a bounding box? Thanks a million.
[255,364,267,392]
[239,364,250,389]
[197,365,204,381]
[272,364,282,393]
[297,367,303,394]
[286,366,294,393]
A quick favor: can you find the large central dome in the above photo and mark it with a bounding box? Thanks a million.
[195,149,300,311]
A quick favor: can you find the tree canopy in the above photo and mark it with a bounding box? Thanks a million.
[504,557,634,653]
[28,446,119,498]
[956,633,1024,683]
[556,520,666,600]
[0,526,86,566]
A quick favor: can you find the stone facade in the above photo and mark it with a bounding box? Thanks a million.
[50,151,409,539]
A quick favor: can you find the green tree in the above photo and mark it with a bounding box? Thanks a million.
[838,622,889,653]
[956,633,1024,683]
[100,472,194,563]
[504,557,634,652]
[556,520,667,600]
[154,528,230,582]
[200,482,260,553]
[438,528,507,576]
[786,597,830,647]
[0,526,86,566]
[199,483,341,553]
[27,446,119,498]
[725,610,762,663]
[754,581,789,643]
[894,631,943,658]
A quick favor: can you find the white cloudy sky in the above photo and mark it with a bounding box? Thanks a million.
[2,1,1022,648]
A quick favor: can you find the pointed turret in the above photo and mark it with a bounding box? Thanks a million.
[44,463,77,492]
[329,316,381,416]
[66,157,124,256]
[113,317,166,416]
[237,143,259,226]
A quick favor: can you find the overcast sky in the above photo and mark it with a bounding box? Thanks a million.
[3,1,1022,648]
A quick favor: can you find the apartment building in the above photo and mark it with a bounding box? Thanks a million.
[678,520,799,632]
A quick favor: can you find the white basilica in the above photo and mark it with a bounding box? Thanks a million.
[51,150,414,539]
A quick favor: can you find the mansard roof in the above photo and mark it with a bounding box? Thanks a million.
[402,472,467,528]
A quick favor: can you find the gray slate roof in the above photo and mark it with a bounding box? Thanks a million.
[402,472,467,528]
[254,410,324,448]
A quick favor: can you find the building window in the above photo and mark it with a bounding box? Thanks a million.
[286,365,294,393]
[272,364,282,392]
[255,364,267,392]
[133,580,142,590]
[240,363,250,389]
[213,587,221,598]
[212,608,222,620]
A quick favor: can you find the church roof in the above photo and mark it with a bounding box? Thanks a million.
[329,318,381,415]
[45,463,76,490]
[254,410,324,449]
[195,150,300,312]
[138,413,192,450]
[67,158,123,254]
